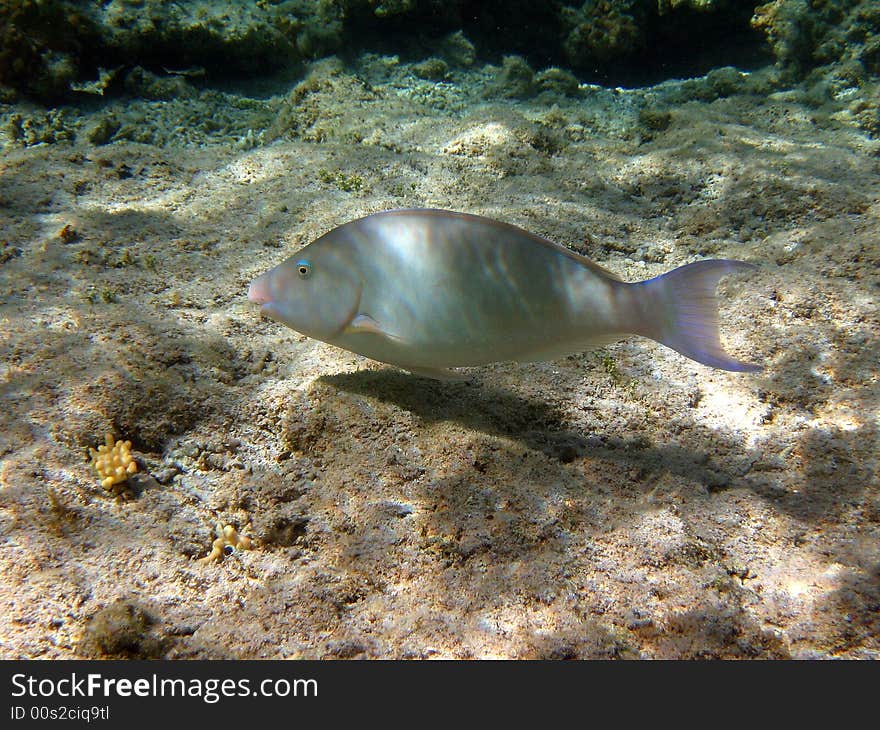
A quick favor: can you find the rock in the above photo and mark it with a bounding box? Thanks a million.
[490,55,536,99]
[79,600,167,658]
[412,57,449,81]
[535,67,581,97]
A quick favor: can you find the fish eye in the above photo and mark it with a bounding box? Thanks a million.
[296,260,311,278]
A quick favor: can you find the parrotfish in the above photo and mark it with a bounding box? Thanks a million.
[248,209,761,379]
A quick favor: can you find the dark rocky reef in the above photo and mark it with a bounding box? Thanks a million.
[0,0,99,100]
[752,0,880,81]
[0,1,877,102]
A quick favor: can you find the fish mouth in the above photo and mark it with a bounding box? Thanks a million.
[248,275,282,322]
[248,275,272,305]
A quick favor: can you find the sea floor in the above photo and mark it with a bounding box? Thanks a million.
[1,58,878,658]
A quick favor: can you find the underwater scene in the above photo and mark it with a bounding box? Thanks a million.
[0,1,877,659]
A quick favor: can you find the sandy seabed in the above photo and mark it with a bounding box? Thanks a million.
[0,63,878,658]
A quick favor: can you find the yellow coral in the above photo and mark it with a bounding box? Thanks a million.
[89,433,137,490]
[198,522,253,563]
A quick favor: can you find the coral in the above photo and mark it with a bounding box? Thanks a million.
[89,433,137,492]
[0,0,96,99]
[658,0,719,12]
[94,1,298,76]
[750,0,880,83]
[2,0,875,106]
[198,522,253,563]
[368,0,416,18]
[3,1,308,100]
[751,0,816,77]
[6,109,75,146]
[561,1,645,67]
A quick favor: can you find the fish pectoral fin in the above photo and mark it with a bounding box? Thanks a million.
[344,314,403,341]
[403,365,471,381]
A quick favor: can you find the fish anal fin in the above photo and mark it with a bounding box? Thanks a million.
[514,334,624,363]
[403,365,471,381]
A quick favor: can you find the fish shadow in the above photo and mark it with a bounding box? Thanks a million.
[319,368,740,488]
[320,369,585,460]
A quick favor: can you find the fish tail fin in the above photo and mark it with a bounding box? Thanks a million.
[630,259,762,373]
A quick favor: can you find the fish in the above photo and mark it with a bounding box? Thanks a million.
[248,208,762,379]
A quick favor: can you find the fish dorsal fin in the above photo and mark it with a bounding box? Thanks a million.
[565,250,625,282]
[517,225,625,282]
